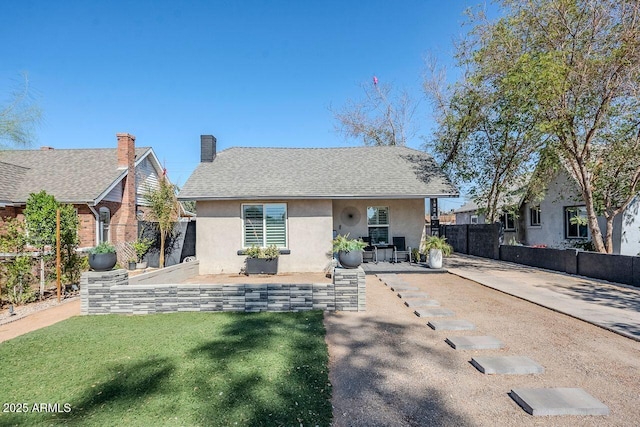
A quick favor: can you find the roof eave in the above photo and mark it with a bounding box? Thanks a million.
[178,192,460,201]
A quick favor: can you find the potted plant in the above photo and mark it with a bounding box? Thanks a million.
[132,237,154,269]
[127,258,137,270]
[88,242,117,271]
[411,248,421,264]
[421,235,453,269]
[245,244,279,275]
[332,234,367,269]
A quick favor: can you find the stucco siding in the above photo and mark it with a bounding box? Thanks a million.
[620,195,640,256]
[196,199,333,274]
[523,171,585,247]
[332,199,425,250]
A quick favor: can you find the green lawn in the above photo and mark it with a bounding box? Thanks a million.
[0,311,332,426]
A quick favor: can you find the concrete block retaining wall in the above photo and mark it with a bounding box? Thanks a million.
[496,246,638,287]
[81,267,366,315]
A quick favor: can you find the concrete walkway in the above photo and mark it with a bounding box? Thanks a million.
[446,254,640,341]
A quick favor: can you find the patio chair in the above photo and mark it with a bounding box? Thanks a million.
[360,236,377,263]
[392,236,411,263]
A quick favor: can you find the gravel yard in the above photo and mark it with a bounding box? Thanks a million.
[325,273,640,427]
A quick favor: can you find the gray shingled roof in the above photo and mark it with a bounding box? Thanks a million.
[0,147,151,204]
[179,146,458,200]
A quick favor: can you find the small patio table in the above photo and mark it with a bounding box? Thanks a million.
[373,243,397,263]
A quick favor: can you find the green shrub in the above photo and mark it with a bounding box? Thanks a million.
[331,234,367,253]
[89,242,116,254]
[245,244,280,260]
[3,255,36,305]
[132,237,154,262]
[421,236,453,257]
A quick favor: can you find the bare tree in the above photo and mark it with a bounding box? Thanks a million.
[0,73,41,148]
[331,78,418,146]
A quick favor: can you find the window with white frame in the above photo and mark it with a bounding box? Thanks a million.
[470,214,479,224]
[500,211,516,231]
[367,206,389,244]
[529,206,541,226]
[565,206,588,238]
[243,203,287,248]
[99,207,110,243]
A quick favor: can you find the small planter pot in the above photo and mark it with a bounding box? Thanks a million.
[428,249,443,269]
[136,261,148,270]
[246,258,278,275]
[128,261,136,270]
[338,250,363,269]
[88,253,117,272]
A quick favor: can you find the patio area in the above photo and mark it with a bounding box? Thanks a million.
[360,261,447,274]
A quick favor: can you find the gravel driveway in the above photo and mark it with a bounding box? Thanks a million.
[325,273,640,426]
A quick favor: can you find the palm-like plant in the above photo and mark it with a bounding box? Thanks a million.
[143,178,180,268]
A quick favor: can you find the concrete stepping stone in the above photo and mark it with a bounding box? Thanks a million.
[404,299,440,308]
[376,274,399,281]
[428,319,475,331]
[397,291,429,299]
[510,388,609,416]
[414,308,455,318]
[471,356,544,374]
[377,274,406,285]
[390,284,419,292]
[445,335,503,350]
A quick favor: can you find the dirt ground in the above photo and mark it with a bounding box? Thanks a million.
[325,273,640,427]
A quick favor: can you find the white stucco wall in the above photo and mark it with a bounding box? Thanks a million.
[455,212,486,225]
[332,199,426,251]
[523,170,585,248]
[619,195,640,256]
[195,199,333,274]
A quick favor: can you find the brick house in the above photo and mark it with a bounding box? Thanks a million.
[0,133,168,248]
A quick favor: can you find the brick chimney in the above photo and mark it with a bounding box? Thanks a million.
[115,133,137,243]
[201,135,217,162]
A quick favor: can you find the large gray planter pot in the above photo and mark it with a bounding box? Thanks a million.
[88,253,117,272]
[338,250,363,269]
[246,258,278,275]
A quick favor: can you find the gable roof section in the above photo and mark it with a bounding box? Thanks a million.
[179,146,458,200]
[0,147,152,205]
[0,161,28,203]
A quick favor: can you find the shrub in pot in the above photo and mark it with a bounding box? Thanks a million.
[421,236,453,269]
[88,242,117,271]
[332,234,367,269]
[411,248,422,264]
[132,237,154,269]
[245,244,279,275]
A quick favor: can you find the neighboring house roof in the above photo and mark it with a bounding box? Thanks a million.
[179,146,458,200]
[0,147,153,205]
[454,200,480,214]
[0,161,29,204]
[454,179,529,214]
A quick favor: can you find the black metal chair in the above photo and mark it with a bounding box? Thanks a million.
[360,236,377,263]
[392,236,410,263]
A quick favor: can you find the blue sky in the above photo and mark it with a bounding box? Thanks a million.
[2,1,491,211]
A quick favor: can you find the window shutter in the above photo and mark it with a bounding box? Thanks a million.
[265,204,286,247]
[243,205,264,246]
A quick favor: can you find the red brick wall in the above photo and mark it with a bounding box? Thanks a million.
[116,133,138,243]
